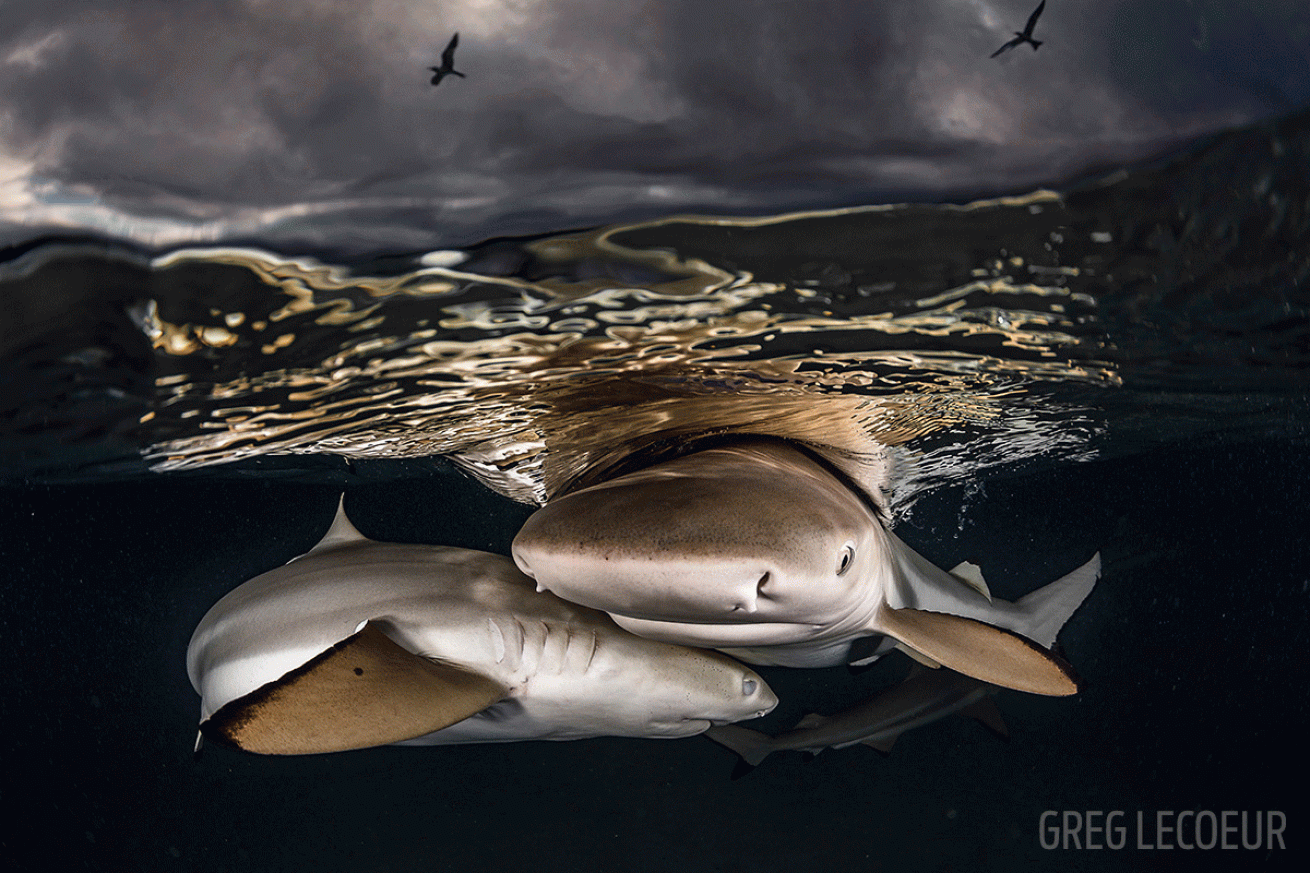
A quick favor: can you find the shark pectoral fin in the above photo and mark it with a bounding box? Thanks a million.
[961,698,1009,740]
[200,622,510,755]
[875,607,1081,697]
[705,724,774,770]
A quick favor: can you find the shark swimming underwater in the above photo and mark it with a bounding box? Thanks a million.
[706,661,1005,773]
[186,499,777,755]
[511,440,1099,696]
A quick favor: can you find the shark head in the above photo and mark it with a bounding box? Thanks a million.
[513,439,1096,696]
[512,441,886,650]
[596,643,780,737]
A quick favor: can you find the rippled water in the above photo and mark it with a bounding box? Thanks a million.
[3,108,1308,519]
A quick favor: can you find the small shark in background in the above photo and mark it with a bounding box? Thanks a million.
[991,1,1046,58]
[429,32,465,86]
[706,662,1005,776]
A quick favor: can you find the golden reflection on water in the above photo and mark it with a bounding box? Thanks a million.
[139,202,1118,510]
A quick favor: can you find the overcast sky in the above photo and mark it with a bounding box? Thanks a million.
[2,0,1308,250]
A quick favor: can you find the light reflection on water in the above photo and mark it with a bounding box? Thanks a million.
[2,108,1306,515]
[131,191,1120,511]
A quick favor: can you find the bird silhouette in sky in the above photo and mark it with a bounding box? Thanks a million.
[991,1,1046,58]
[429,33,465,86]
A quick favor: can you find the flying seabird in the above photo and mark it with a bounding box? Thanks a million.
[429,33,465,86]
[990,1,1045,58]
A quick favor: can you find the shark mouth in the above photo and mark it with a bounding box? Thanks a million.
[608,614,823,646]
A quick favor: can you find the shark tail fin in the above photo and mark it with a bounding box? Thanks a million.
[1013,553,1100,649]
[704,724,774,769]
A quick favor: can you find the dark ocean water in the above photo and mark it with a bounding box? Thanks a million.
[2,107,1308,871]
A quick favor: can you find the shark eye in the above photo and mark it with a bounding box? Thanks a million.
[836,544,855,576]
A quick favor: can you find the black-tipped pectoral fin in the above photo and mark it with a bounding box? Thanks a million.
[200,622,510,755]
[876,606,1080,697]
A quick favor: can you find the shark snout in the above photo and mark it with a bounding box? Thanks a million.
[700,665,779,726]
[739,673,779,720]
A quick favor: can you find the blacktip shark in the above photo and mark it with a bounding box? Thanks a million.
[511,440,1100,696]
[186,498,777,755]
[707,661,1005,774]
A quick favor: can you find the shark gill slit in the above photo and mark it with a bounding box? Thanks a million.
[487,618,506,663]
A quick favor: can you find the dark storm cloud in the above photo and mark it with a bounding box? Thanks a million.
[2,0,435,202]
[2,0,1308,247]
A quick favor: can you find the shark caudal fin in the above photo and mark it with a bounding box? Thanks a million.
[704,724,775,770]
[1011,553,1100,649]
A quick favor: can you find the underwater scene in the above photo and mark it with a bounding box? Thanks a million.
[3,3,1310,871]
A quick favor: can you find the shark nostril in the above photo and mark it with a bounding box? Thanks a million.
[730,575,768,613]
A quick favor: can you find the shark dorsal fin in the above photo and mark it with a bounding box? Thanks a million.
[199,622,510,755]
[307,495,371,555]
[875,606,1080,697]
[948,561,991,601]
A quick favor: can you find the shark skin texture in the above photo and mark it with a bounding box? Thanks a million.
[187,499,777,755]
[511,440,1099,696]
